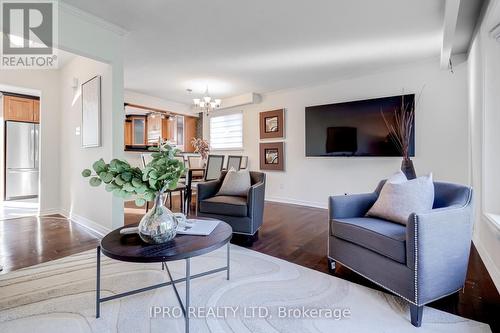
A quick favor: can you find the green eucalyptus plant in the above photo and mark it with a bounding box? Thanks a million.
[82,140,185,207]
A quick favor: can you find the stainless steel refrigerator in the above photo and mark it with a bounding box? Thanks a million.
[5,121,39,200]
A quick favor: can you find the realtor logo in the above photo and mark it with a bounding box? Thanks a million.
[1,0,58,68]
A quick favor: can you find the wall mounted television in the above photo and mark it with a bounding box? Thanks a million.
[305,94,415,157]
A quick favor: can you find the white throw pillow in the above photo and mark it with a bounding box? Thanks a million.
[367,171,435,225]
[216,168,251,197]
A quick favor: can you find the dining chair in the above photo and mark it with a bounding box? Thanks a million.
[187,155,205,179]
[205,155,225,181]
[175,155,187,184]
[227,155,243,171]
[240,156,249,169]
[141,153,153,168]
[174,155,186,168]
[184,154,224,214]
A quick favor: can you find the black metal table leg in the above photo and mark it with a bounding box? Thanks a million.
[186,169,193,214]
[185,258,191,333]
[179,190,185,214]
[95,220,231,326]
[227,242,230,280]
[96,245,101,318]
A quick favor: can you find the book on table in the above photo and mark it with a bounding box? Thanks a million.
[176,219,220,236]
[119,219,220,236]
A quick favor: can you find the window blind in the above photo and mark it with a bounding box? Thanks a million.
[209,113,243,150]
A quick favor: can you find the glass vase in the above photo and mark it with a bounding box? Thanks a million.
[138,192,178,244]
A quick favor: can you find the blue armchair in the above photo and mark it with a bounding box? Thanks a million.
[328,181,473,327]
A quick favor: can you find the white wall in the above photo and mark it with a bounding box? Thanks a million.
[0,72,61,214]
[0,3,125,231]
[0,54,121,234]
[205,59,470,208]
[59,56,115,233]
[468,0,500,291]
[57,3,125,230]
[125,90,194,116]
[0,57,119,235]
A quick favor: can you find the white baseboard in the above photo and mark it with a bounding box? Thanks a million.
[473,233,500,293]
[265,196,327,209]
[38,208,62,216]
[59,209,111,237]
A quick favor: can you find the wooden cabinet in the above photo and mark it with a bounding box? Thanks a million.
[176,116,184,146]
[3,95,40,123]
[165,116,177,143]
[124,115,148,148]
[162,118,169,141]
[130,116,147,145]
[124,119,132,145]
[33,100,40,123]
[184,116,198,152]
[123,109,199,151]
[147,114,162,144]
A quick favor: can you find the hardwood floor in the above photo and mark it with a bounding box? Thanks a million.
[1,198,499,331]
[0,215,100,273]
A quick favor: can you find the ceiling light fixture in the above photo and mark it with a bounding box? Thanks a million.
[192,86,221,116]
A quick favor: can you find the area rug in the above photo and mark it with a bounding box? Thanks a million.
[0,245,491,333]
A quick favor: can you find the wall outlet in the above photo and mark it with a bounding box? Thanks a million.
[75,127,81,136]
[279,183,284,190]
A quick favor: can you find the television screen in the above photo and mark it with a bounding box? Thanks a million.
[305,94,415,157]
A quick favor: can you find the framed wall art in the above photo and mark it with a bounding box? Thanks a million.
[259,142,285,171]
[259,108,284,139]
[81,75,102,148]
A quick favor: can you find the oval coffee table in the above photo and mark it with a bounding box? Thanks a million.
[96,218,232,333]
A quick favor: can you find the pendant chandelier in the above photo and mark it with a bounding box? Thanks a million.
[192,86,221,116]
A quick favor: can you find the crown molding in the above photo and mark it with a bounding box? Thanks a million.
[59,2,129,37]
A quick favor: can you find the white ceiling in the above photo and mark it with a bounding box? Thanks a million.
[61,0,483,104]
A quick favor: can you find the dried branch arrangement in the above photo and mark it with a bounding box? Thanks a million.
[381,96,415,160]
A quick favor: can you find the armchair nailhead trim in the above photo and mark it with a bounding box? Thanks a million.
[329,256,418,305]
[412,187,473,306]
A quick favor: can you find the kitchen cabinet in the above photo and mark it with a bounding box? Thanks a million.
[3,95,40,123]
[124,119,132,145]
[176,116,184,146]
[124,107,199,151]
[184,116,197,152]
[165,116,178,143]
[128,116,147,146]
[147,114,163,144]
[33,100,40,123]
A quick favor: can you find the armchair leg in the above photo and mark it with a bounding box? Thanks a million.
[410,304,423,327]
[328,258,336,274]
[230,231,259,247]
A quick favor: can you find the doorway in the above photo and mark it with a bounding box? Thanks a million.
[0,90,40,220]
